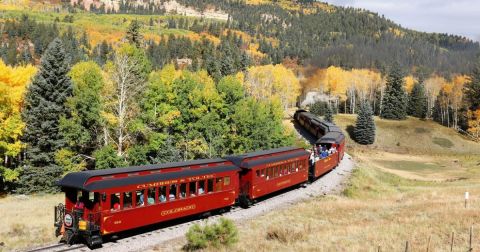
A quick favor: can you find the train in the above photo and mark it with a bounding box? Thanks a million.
[53,109,345,247]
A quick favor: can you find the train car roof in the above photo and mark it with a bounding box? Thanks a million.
[224,146,309,169]
[57,158,239,191]
[316,131,345,144]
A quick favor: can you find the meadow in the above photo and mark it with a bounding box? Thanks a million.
[2,114,480,251]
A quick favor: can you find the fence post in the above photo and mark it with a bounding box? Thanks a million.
[469,226,473,252]
[377,245,381,252]
[426,235,431,252]
[450,232,455,252]
[405,241,409,252]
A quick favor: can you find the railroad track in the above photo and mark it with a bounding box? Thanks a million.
[26,243,87,252]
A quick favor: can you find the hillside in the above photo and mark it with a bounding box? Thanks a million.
[0,0,478,74]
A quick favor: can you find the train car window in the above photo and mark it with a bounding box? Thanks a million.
[267,168,272,179]
[274,167,278,177]
[224,176,230,186]
[256,170,260,177]
[189,181,197,196]
[136,190,145,206]
[261,169,265,177]
[123,192,132,209]
[215,178,223,192]
[169,184,177,200]
[180,183,187,199]
[159,186,167,202]
[110,193,120,211]
[207,179,214,193]
[147,188,155,205]
[198,180,206,195]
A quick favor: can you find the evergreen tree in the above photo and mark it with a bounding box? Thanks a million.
[22,38,73,167]
[381,64,407,120]
[464,62,480,111]
[324,105,334,123]
[407,80,428,119]
[354,102,376,145]
[127,20,143,48]
[18,38,72,193]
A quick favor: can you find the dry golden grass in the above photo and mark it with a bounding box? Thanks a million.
[0,194,63,251]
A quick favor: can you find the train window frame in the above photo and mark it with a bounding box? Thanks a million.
[135,190,145,207]
[198,180,206,195]
[261,169,265,177]
[123,191,133,209]
[224,176,230,186]
[215,177,223,192]
[207,178,214,193]
[147,188,155,205]
[179,183,187,199]
[110,193,120,211]
[158,186,167,203]
[189,181,197,197]
[169,184,177,201]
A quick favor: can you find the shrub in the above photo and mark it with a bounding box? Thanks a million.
[266,226,306,243]
[184,218,238,251]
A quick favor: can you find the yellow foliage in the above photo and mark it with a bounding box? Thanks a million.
[404,75,417,93]
[304,66,383,101]
[245,64,301,109]
[0,59,36,158]
[467,109,480,139]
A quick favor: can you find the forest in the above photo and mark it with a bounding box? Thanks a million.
[0,0,479,193]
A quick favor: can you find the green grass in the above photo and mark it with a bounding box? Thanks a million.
[334,114,480,155]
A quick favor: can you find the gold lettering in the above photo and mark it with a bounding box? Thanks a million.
[161,204,196,216]
[276,179,291,187]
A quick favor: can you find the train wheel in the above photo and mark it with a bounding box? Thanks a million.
[239,195,252,208]
[65,230,75,245]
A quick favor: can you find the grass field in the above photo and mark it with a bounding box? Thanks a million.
[0,194,62,251]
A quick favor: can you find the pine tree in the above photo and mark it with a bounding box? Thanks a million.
[354,102,375,145]
[381,64,407,120]
[407,80,428,119]
[22,38,73,167]
[126,20,143,48]
[324,104,334,123]
[464,62,480,111]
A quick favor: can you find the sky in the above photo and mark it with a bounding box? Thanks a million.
[323,0,480,41]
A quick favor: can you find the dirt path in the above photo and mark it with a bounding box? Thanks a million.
[52,119,355,252]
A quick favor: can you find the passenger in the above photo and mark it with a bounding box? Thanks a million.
[169,193,176,200]
[321,150,328,158]
[75,196,85,210]
[138,193,144,206]
[329,146,336,154]
[180,191,186,198]
[147,197,155,205]
[159,194,167,202]
[113,202,121,210]
[198,187,205,194]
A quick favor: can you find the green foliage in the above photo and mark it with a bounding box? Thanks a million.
[16,165,62,194]
[127,145,149,166]
[126,19,143,48]
[324,105,334,123]
[54,149,86,175]
[0,166,20,183]
[61,61,104,156]
[231,98,293,153]
[464,61,480,111]
[310,101,329,116]
[184,218,238,251]
[381,64,407,120]
[217,75,245,107]
[407,80,428,119]
[93,145,126,170]
[354,102,376,145]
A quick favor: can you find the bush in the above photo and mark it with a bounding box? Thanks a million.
[16,165,63,194]
[184,218,238,251]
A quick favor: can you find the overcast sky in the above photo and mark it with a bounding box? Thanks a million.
[323,0,480,41]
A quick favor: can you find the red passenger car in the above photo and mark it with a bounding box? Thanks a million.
[312,131,346,178]
[225,147,310,207]
[54,159,240,247]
